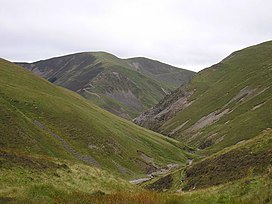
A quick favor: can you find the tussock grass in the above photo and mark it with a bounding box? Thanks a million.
[3,172,271,204]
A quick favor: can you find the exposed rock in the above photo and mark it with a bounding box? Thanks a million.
[169,120,190,136]
[34,120,100,167]
[133,86,193,130]
[225,86,257,106]
[186,109,231,133]
[112,160,127,174]
[129,176,153,185]
[252,102,266,110]
[106,90,142,110]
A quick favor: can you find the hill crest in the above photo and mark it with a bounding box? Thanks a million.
[16,52,194,119]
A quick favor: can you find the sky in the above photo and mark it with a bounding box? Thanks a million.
[1,0,272,71]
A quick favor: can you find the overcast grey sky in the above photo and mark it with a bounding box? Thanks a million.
[1,0,272,71]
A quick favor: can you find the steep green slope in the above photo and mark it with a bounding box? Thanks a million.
[135,41,272,154]
[17,52,194,119]
[0,59,192,179]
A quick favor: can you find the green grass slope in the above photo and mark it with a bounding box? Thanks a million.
[131,129,272,203]
[0,149,135,203]
[0,58,192,180]
[183,128,272,190]
[166,171,272,204]
[135,40,272,154]
[178,129,272,203]
[17,52,194,119]
[4,144,270,204]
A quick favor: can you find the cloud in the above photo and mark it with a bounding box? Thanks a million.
[0,0,272,71]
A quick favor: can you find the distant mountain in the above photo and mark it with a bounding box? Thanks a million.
[134,41,272,154]
[17,52,194,119]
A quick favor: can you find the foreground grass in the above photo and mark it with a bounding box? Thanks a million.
[0,148,135,203]
[1,147,270,204]
[1,170,271,204]
[0,133,271,203]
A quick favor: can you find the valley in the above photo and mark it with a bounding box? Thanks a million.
[1,41,272,203]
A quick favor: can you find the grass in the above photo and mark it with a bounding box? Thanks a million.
[3,165,271,204]
[0,58,192,179]
[183,128,272,190]
[154,40,272,154]
[131,128,272,203]
[0,148,136,203]
[169,171,272,204]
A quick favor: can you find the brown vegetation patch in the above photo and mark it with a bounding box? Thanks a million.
[183,148,272,190]
[145,175,173,191]
[0,149,68,171]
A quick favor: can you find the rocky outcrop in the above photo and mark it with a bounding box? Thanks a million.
[133,86,193,131]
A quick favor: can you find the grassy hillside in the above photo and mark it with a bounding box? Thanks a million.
[131,129,272,203]
[0,59,192,180]
[183,128,272,190]
[0,149,135,203]
[169,172,272,204]
[17,52,194,119]
[135,41,272,154]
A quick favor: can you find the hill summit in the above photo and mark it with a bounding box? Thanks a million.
[17,52,194,119]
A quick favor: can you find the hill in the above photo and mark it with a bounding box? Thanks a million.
[134,41,272,154]
[0,58,192,180]
[17,52,194,119]
[183,128,272,190]
[137,129,272,203]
